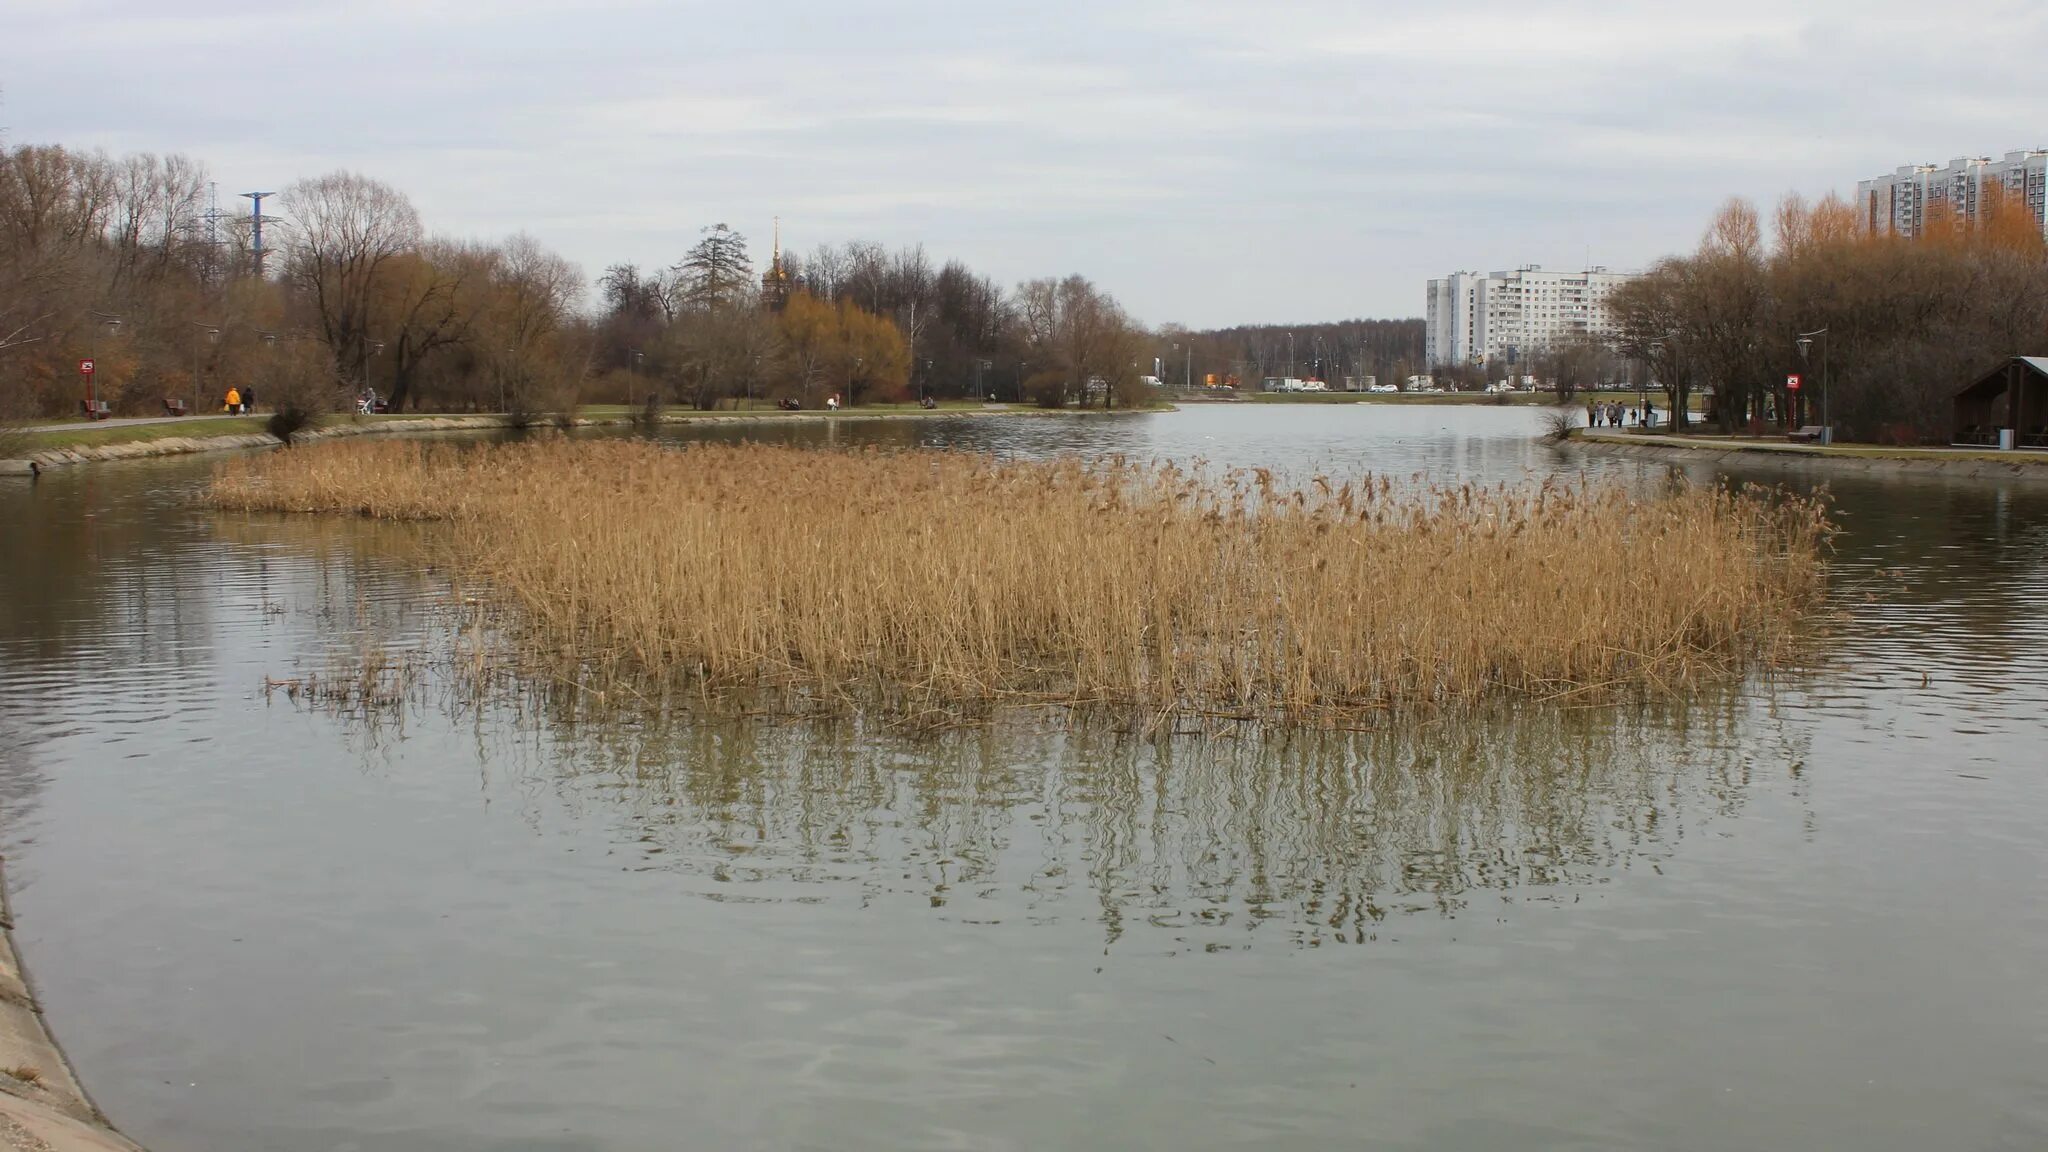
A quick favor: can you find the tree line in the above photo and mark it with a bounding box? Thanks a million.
[598,235,1154,410]
[0,139,1167,421]
[1151,319,1424,390]
[1610,187,2048,440]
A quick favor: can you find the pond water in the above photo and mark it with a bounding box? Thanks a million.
[1,405,2044,1151]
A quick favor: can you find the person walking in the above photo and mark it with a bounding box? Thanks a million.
[225,386,242,415]
[242,385,257,413]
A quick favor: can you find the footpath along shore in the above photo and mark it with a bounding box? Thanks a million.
[0,404,1115,476]
[0,861,143,1152]
[1571,427,2048,481]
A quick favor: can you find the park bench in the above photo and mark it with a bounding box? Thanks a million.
[79,399,111,420]
[1787,425,1825,443]
[163,398,189,416]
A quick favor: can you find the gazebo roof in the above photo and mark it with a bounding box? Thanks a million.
[1957,356,2048,399]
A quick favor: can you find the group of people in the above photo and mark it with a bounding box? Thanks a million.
[1587,399,1655,429]
[223,386,255,415]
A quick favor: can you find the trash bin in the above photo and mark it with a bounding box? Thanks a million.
[1998,428,2016,451]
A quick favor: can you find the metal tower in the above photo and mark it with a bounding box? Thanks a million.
[242,191,280,277]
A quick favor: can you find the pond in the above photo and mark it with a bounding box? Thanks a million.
[1,405,2044,1151]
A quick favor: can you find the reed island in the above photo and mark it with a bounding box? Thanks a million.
[211,439,1831,719]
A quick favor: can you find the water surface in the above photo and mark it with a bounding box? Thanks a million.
[1,406,2044,1151]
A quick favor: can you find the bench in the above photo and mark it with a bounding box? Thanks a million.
[1787,425,1825,443]
[79,399,111,420]
[163,398,189,416]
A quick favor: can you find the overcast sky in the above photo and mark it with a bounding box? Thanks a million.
[6,0,2048,326]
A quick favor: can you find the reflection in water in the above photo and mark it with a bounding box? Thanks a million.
[415,689,1794,952]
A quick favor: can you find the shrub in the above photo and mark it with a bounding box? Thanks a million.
[262,342,338,445]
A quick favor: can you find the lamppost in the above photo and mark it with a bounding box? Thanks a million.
[367,340,385,408]
[188,322,220,414]
[88,312,123,414]
[1644,341,1664,428]
[1796,328,1831,445]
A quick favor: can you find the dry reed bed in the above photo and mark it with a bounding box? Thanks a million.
[212,439,1830,717]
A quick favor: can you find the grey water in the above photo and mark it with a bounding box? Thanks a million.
[1,405,2044,1151]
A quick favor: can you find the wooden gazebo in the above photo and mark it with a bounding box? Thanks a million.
[1954,357,2048,448]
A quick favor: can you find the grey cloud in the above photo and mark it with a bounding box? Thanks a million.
[5,0,2047,324]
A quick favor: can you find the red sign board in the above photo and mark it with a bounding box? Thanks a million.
[1786,373,1802,391]
[78,358,95,376]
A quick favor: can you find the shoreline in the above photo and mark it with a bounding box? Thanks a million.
[1569,428,2048,480]
[0,406,1150,476]
[0,859,144,1151]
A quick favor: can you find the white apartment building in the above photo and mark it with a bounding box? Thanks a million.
[1425,266,1633,368]
[1856,151,2048,239]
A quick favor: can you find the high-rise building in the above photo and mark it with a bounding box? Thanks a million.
[1425,266,1633,368]
[1855,151,2048,239]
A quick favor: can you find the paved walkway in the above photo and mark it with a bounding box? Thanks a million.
[1580,428,2048,462]
[21,413,251,435]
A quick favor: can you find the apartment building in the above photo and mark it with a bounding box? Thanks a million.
[1424,266,1633,368]
[1856,151,2048,239]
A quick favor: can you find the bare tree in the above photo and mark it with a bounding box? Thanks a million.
[281,171,424,386]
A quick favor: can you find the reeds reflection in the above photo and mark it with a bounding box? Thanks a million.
[425,689,1788,953]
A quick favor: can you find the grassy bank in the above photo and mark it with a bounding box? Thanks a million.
[214,440,1829,720]
[9,401,1141,458]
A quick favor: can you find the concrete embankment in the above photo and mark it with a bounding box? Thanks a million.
[0,860,144,1152]
[1571,429,2048,482]
[0,407,1063,476]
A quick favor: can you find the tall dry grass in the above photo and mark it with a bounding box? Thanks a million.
[212,439,1830,717]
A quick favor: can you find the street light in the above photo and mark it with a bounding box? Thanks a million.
[1644,341,1665,428]
[188,322,220,415]
[367,340,385,407]
[87,312,122,416]
[1796,328,1831,445]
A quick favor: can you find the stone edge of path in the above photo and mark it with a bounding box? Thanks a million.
[0,406,1097,476]
[1570,429,2048,482]
[0,858,145,1152]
